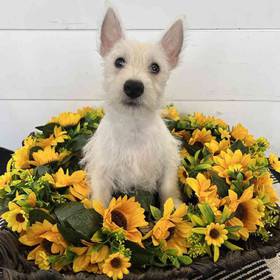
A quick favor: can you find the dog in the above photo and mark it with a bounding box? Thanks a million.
[82,7,184,207]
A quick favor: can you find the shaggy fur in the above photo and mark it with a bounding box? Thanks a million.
[82,7,184,206]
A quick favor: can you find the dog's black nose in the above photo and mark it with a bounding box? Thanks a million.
[123,80,144,99]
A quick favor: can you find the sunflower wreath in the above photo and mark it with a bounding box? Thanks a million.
[0,106,280,280]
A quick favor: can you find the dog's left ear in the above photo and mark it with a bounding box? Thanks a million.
[100,7,125,57]
[160,19,184,69]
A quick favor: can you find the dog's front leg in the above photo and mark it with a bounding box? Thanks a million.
[89,169,112,206]
[159,163,182,208]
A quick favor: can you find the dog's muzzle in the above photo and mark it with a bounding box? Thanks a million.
[123,80,144,99]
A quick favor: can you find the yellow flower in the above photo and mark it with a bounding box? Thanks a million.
[1,202,28,233]
[205,223,228,247]
[144,198,192,255]
[189,128,214,145]
[161,106,180,121]
[213,149,252,184]
[178,166,188,185]
[13,136,36,169]
[46,168,89,200]
[19,219,67,256]
[72,244,109,273]
[93,196,148,247]
[218,128,230,140]
[226,186,262,240]
[269,153,280,172]
[51,112,81,127]
[254,172,278,203]
[186,173,221,213]
[28,246,50,270]
[205,139,230,155]
[102,252,131,280]
[179,148,189,158]
[0,172,12,190]
[27,191,37,207]
[231,124,255,147]
[37,126,69,148]
[77,107,104,118]
[29,146,69,166]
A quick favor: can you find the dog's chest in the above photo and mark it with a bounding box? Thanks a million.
[95,115,174,191]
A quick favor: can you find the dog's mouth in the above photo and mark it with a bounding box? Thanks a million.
[122,99,141,107]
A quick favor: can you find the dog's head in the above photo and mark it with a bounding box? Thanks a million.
[99,8,184,113]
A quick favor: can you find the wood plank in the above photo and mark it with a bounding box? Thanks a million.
[0,0,280,30]
[1,30,280,101]
[1,100,279,155]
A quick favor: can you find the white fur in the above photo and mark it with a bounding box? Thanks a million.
[82,8,184,207]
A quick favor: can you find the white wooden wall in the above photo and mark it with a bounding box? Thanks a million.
[0,1,280,153]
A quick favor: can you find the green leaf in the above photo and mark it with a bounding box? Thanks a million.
[224,240,243,251]
[231,140,248,154]
[134,190,157,213]
[29,209,55,225]
[166,248,178,256]
[225,226,242,233]
[189,214,205,226]
[55,202,84,221]
[65,208,102,241]
[178,255,192,265]
[170,256,180,268]
[150,205,162,220]
[213,245,220,262]
[67,134,90,152]
[91,229,104,243]
[126,241,155,267]
[192,227,206,234]
[198,203,215,224]
[33,165,51,177]
[211,173,229,198]
[36,123,56,137]
[219,205,231,224]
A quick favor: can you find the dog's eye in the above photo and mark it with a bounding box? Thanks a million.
[149,63,160,74]
[115,57,126,68]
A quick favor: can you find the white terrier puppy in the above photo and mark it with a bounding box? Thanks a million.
[82,7,184,207]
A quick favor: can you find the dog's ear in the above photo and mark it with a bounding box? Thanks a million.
[100,7,125,57]
[160,19,184,69]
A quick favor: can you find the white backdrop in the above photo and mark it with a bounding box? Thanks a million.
[0,0,280,153]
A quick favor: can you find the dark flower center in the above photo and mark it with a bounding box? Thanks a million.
[235,203,247,221]
[111,210,127,230]
[209,228,220,239]
[41,239,53,254]
[111,257,122,268]
[166,227,176,241]
[16,213,25,223]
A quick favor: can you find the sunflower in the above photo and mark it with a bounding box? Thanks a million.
[78,106,104,119]
[93,196,148,247]
[29,146,69,166]
[72,244,109,273]
[178,165,188,185]
[255,172,278,203]
[218,128,230,140]
[205,223,228,247]
[102,252,131,280]
[213,149,252,184]
[186,173,220,213]
[45,168,89,200]
[37,126,69,148]
[269,153,280,172]
[161,105,180,121]
[179,148,189,158]
[28,246,50,270]
[144,198,192,255]
[19,219,67,257]
[205,139,230,155]
[189,128,214,145]
[13,136,36,169]
[1,202,28,233]
[51,112,81,127]
[225,186,262,240]
[0,172,12,190]
[231,124,255,147]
